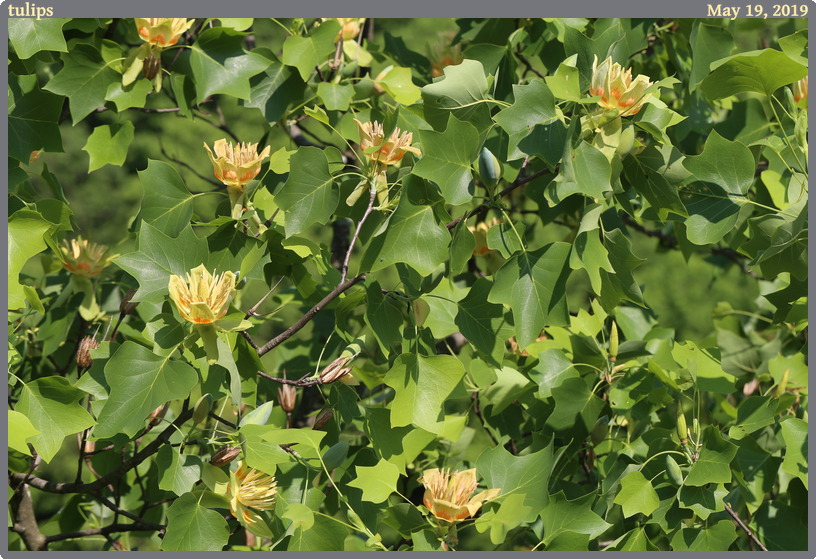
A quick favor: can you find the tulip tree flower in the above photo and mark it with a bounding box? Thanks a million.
[418,468,500,523]
[590,55,653,117]
[168,264,251,364]
[227,461,277,538]
[204,139,271,226]
[57,237,119,321]
[319,18,365,43]
[793,76,808,108]
[428,31,464,78]
[123,19,194,92]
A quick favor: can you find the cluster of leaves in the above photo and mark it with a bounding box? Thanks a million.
[8,17,808,551]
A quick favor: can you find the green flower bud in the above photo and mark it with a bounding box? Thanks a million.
[775,368,790,399]
[609,321,619,361]
[478,147,502,188]
[786,86,798,114]
[675,400,687,444]
[192,393,213,424]
[795,111,808,156]
[591,416,609,446]
[616,125,635,157]
[665,455,684,486]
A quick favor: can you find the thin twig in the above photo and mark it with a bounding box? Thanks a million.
[471,393,500,447]
[208,411,237,430]
[724,501,768,551]
[341,188,377,283]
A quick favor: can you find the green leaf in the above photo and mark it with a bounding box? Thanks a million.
[751,501,807,551]
[779,418,808,490]
[488,243,572,350]
[43,43,121,124]
[364,408,435,476]
[563,23,625,90]
[8,79,64,162]
[244,50,307,123]
[474,493,531,545]
[219,18,254,31]
[685,426,738,486]
[670,520,737,551]
[16,377,96,463]
[287,514,348,551]
[7,410,40,456]
[94,341,198,438]
[316,82,355,111]
[552,141,612,201]
[360,178,450,276]
[207,221,269,281]
[700,48,807,100]
[81,122,134,173]
[529,348,580,399]
[113,222,209,304]
[281,21,340,81]
[8,210,51,310]
[546,377,606,433]
[688,22,736,93]
[382,503,429,537]
[545,60,582,102]
[540,490,613,545]
[680,131,754,245]
[363,280,403,358]
[728,395,776,440]
[383,353,466,435]
[347,458,400,503]
[494,80,559,161]
[104,79,153,111]
[189,28,271,104]
[607,527,658,551]
[613,470,660,517]
[671,340,736,394]
[377,66,422,105]
[486,221,527,259]
[778,29,808,67]
[143,314,186,357]
[276,147,338,238]
[734,436,782,512]
[421,59,493,142]
[283,502,315,530]
[677,483,727,519]
[8,18,69,59]
[476,440,564,522]
[156,446,204,496]
[449,222,476,274]
[623,144,691,220]
[412,114,480,205]
[454,278,513,367]
[162,492,229,551]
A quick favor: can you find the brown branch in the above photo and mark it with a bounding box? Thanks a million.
[208,411,237,430]
[471,393,500,448]
[724,501,768,551]
[341,188,377,283]
[44,523,158,544]
[90,491,164,531]
[9,485,47,550]
[515,48,546,80]
[256,273,366,357]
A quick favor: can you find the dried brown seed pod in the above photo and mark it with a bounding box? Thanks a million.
[210,445,241,467]
[278,384,296,413]
[76,336,100,369]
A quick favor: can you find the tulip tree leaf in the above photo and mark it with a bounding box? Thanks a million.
[7,410,40,457]
[493,80,559,161]
[454,277,514,367]
[206,221,270,281]
[688,22,736,93]
[383,353,466,435]
[16,377,96,463]
[43,43,122,124]
[134,157,198,237]
[779,418,808,490]
[421,59,493,142]
[8,18,69,59]
[623,144,691,220]
[94,341,198,439]
[613,471,660,518]
[364,280,404,358]
[540,490,613,545]
[276,147,338,237]
[347,458,401,503]
[412,114,480,206]
[680,131,754,245]
[545,377,606,433]
[678,483,728,519]
[8,209,52,310]
[189,27,271,104]
[113,222,209,304]
[377,66,422,105]
[287,513,348,551]
[476,440,564,522]
[8,79,65,163]
[488,242,572,350]
[700,48,807,101]
[245,51,307,123]
[317,82,355,112]
[364,409,436,476]
[162,492,229,551]
[563,24,626,90]
[282,21,340,81]
[750,501,808,551]
[728,395,776,440]
[82,122,135,173]
[104,79,153,111]
[670,520,738,551]
[156,446,205,496]
[598,228,646,312]
[684,426,738,486]
[607,527,658,551]
[529,348,581,399]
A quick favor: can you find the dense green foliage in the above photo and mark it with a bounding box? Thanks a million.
[8,17,808,551]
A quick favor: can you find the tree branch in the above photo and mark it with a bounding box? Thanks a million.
[341,188,376,283]
[724,501,768,551]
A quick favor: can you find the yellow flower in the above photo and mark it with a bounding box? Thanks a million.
[320,18,365,43]
[590,55,653,117]
[354,119,421,168]
[418,468,500,523]
[428,31,464,78]
[227,461,277,538]
[468,218,501,256]
[167,264,236,325]
[134,18,194,48]
[204,139,271,191]
[60,237,117,278]
[793,76,808,108]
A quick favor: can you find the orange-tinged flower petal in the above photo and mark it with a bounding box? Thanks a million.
[59,237,118,278]
[134,18,194,47]
[167,264,236,325]
[353,119,421,167]
[418,467,500,523]
[204,139,270,189]
[590,55,653,117]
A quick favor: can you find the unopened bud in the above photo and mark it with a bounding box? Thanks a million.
[278,384,296,413]
[675,400,687,445]
[29,150,42,162]
[77,336,100,369]
[590,417,608,446]
[478,147,502,188]
[119,287,139,315]
[210,445,241,467]
[312,407,334,430]
[609,321,619,362]
[192,394,213,424]
[319,356,353,384]
[665,455,683,486]
[143,54,161,81]
[77,432,95,455]
[149,403,169,426]
[775,368,790,399]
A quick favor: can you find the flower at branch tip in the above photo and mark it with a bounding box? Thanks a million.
[793,76,808,108]
[204,139,271,191]
[590,55,653,117]
[60,237,118,278]
[168,264,237,325]
[354,119,422,168]
[76,335,100,369]
[278,384,297,413]
[418,468,500,523]
[468,217,501,256]
[134,18,194,48]
[319,18,365,43]
[228,461,277,537]
[428,31,464,78]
